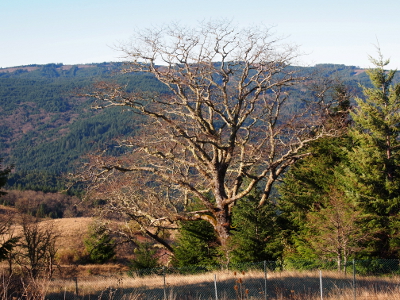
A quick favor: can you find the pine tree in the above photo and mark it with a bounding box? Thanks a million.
[277,84,356,262]
[229,194,283,264]
[172,220,220,267]
[278,136,353,261]
[0,158,12,197]
[0,159,18,262]
[84,222,115,263]
[129,241,160,275]
[339,52,400,258]
[278,136,348,226]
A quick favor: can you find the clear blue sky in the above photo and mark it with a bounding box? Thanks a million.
[2,0,399,69]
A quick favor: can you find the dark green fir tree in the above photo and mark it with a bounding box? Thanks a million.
[84,222,115,263]
[339,52,400,258]
[0,158,12,197]
[277,84,358,262]
[129,241,160,275]
[172,220,220,267]
[229,194,283,264]
[0,159,18,262]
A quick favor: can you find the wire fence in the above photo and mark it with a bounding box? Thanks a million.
[42,260,400,300]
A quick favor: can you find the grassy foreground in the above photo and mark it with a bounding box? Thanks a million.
[40,269,400,300]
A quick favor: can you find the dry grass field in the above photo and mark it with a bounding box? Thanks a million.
[2,206,400,299]
[42,269,400,300]
[0,211,132,277]
[51,217,93,251]
[1,213,93,258]
[40,217,134,277]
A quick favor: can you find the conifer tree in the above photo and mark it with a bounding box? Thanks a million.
[129,241,160,275]
[278,136,347,226]
[279,56,400,260]
[172,220,220,267]
[278,135,353,262]
[0,158,12,197]
[229,194,283,263]
[84,222,115,263]
[277,84,352,261]
[0,159,18,263]
[339,52,400,258]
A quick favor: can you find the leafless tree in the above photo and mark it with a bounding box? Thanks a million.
[16,216,59,279]
[306,188,372,272]
[83,20,345,252]
[0,213,19,275]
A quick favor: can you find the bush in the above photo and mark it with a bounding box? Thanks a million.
[355,259,400,275]
[55,248,83,265]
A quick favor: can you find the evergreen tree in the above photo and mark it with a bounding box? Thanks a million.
[0,159,18,262]
[84,223,115,263]
[277,84,355,261]
[278,136,353,261]
[229,194,283,263]
[339,52,400,258]
[278,136,347,226]
[0,158,12,196]
[279,56,400,260]
[129,241,160,275]
[172,220,220,267]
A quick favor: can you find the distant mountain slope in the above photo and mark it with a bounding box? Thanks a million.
[0,62,383,189]
[0,63,167,175]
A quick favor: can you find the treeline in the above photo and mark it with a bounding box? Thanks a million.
[0,190,84,218]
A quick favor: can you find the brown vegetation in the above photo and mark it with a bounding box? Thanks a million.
[44,269,400,300]
[0,190,87,218]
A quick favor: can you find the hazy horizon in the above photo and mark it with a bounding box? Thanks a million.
[2,0,400,69]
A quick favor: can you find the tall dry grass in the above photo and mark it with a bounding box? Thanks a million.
[0,272,51,300]
[2,267,400,299]
[44,269,400,300]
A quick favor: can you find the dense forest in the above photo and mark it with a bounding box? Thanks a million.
[0,62,170,189]
[0,62,376,185]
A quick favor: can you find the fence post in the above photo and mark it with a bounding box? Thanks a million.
[214,274,218,300]
[163,266,167,300]
[319,270,323,300]
[264,261,268,300]
[353,259,356,300]
[74,277,79,298]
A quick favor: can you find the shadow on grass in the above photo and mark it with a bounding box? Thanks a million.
[45,273,400,300]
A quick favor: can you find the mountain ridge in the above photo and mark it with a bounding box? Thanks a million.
[0,62,378,189]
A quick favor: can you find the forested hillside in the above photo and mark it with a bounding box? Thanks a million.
[0,63,170,190]
[0,61,387,190]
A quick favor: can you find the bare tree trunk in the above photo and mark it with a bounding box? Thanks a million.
[337,253,342,272]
